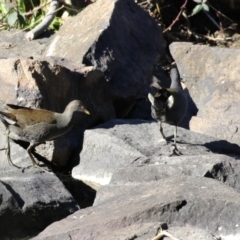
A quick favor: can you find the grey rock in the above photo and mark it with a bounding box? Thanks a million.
[46,0,166,116]
[31,176,240,239]
[0,29,53,59]
[31,223,216,240]
[0,129,31,169]
[110,154,240,191]
[72,119,240,187]
[0,168,79,240]
[169,42,240,145]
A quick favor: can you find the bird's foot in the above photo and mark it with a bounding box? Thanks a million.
[169,145,182,157]
[8,159,22,169]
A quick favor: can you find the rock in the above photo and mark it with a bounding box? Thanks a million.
[0,57,115,167]
[72,119,240,187]
[169,42,240,145]
[46,0,166,116]
[31,223,215,240]
[0,29,53,59]
[0,128,81,170]
[110,154,240,191]
[0,168,79,240]
[0,130,32,169]
[31,176,240,239]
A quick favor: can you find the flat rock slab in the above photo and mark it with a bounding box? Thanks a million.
[72,119,240,187]
[110,154,240,191]
[0,168,79,239]
[170,42,240,145]
[32,176,240,239]
[46,0,166,116]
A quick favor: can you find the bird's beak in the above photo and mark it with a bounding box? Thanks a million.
[83,108,90,115]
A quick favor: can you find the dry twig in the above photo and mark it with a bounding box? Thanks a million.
[163,0,188,33]
[24,1,51,17]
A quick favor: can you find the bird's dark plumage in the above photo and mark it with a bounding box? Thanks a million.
[148,67,188,155]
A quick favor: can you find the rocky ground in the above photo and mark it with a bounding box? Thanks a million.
[1,0,240,239]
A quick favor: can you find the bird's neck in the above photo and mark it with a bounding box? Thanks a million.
[170,80,182,90]
[57,111,76,130]
[170,68,183,90]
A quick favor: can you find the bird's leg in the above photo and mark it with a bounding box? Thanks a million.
[26,143,52,174]
[5,129,21,169]
[159,122,167,140]
[6,130,12,165]
[169,125,182,156]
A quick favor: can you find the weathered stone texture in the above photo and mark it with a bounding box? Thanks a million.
[170,42,240,145]
[46,0,166,115]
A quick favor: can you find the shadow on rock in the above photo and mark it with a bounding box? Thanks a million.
[204,140,240,156]
[180,88,198,129]
[57,174,96,209]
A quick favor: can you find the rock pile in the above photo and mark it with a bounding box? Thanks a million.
[0,0,240,239]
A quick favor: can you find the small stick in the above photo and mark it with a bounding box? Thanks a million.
[163,0,188,33]
[23,1,51,17]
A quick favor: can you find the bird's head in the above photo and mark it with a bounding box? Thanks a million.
[66,100,90,115]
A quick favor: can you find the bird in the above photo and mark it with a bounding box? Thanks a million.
[0,100,90,172]
[148,67,188,156]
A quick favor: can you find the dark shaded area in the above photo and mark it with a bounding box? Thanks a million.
[138,0,240,47]
[57,174,96,208]
[0,181,25,209]
[123,97,153,120]
[176,200,187,211]
[180,88,198,129]
[10,132,96,210]
[0,202,78,240]
[0,179,79,240]
[204,140,240,156]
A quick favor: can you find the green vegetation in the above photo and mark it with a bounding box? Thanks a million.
[190,0,209,16]
[0,0,63,32]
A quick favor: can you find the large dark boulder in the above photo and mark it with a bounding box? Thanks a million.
[31,176,240,239]
[46,0,166,116]
[0,168,79,240]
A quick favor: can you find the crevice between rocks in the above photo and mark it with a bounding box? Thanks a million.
[57,174,96,209]
[176,200,187,211]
